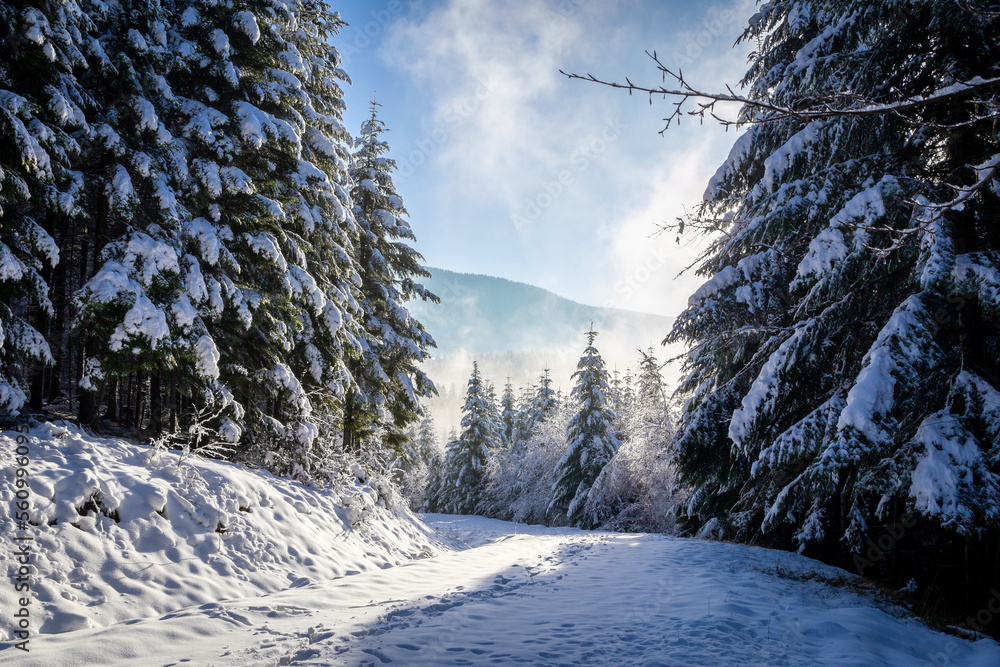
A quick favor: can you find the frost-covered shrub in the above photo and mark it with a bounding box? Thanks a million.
[481,406,570,525]
[584,406,678,533]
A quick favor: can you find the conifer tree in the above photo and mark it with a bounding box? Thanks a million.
[73,0,213,431]
[499,378,517,447]
[529,367,558,429]
[550,327,620,527]
[0,0,87,414]
[424,427,458,513]
[635,348,668,417]
[512,384,535,444]
[164,0,359,470]
[484,378,503,448]
[446,362,495,514]
[396,414,439,509]
[342,98,437,454]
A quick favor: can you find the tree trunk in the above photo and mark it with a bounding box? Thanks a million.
[77,337,103,427]
[150,372,162,436]
[134,372,145,429]
[46,249,69,403]
[106,378,118,423]
[342,392,355,454]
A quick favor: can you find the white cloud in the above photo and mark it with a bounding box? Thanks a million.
[379,0,756,326]
[383,0,625,202]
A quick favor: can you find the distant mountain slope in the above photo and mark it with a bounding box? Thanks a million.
[409,268,672,355]
[407,268,678,443]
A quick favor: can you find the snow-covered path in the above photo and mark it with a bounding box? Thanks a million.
[8,515,1000,666]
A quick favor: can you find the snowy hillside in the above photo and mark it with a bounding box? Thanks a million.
[411,267,673,356]
[6,514,998,666]
[0,424,451,643]
[410,268,678,440]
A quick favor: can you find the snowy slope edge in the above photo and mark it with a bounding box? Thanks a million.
[0,423,454,640]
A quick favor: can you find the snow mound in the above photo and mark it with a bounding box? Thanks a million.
[0,423,450,640]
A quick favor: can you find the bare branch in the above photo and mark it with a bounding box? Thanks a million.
[561,50,1000,133]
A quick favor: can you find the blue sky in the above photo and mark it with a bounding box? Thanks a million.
[333,0,754,317]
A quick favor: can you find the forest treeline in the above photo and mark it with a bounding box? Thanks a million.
[396,334,677,533]
[0,0,435,477]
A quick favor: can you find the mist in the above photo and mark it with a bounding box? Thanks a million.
[410,268,685,443]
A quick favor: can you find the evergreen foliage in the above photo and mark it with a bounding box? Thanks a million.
[550,327,620,527]
[0,0,435,485]
[443,362,496,514]
[654,0,1000,611]
[499,378,517,448]
[0,0,85,413]
[342,98,437,454]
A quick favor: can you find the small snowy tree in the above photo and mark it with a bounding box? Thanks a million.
[444,362,496,514]
[532,367,558,424]
[585,348,675,532]
[550,327,620,527]
[424,427,457,513]
[396,414,440,510]
[499,378,517,447]
[512,383,536,445]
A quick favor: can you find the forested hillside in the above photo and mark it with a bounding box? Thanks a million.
[409,267,672,355]
[0,0,435,477]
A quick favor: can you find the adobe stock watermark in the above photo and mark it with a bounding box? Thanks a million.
[512,117,627,232]
[667,4,744,70]
[602,242,673,310]
[7,424,33,652]
[395,77,499,182]
[339,1,406,66]
[547,0,587,24]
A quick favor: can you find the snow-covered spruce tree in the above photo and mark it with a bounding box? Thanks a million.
[608,367,630,420]
[550,327,620,527]
[484,379,503,448]
[71,0,225,433]
[608,0,1000,602]
[443,362,496,514]
[165,0,358,472]
[512,383,535,445]
[499,378,517,447]
[342,98,437,455]
[395,414,439,510]
[423,426,456,513]
[0,0,88,415]
[532,367,558,423]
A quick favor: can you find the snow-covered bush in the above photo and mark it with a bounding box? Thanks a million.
[584,405,678,533]
[481,405,571,525]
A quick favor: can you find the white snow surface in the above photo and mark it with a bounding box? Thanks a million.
[0,424,448,647]
[3,490,998,666]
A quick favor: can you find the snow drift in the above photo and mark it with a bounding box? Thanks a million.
[0,423,450,640]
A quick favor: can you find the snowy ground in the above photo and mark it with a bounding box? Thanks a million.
[0,424,449,642]
[5,512,999,666]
